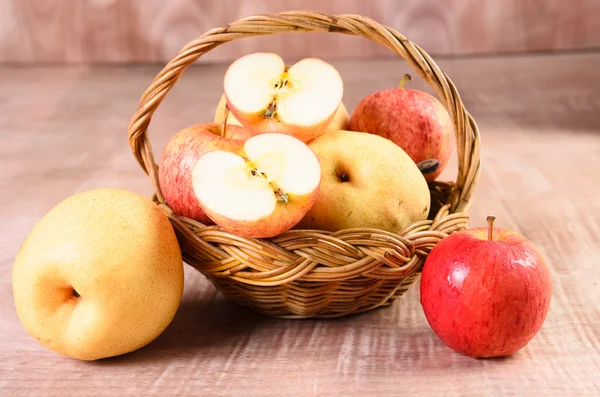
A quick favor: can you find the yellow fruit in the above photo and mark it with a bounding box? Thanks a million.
[297,130,431,233]
[12,188,184,361]
[328,101,350,132]
[214,94,244,126]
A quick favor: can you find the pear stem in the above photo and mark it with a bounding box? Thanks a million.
[487,216,496,241]
[398,74,412,88]
[221,104,230,137]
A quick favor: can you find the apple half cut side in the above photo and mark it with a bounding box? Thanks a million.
[223,52,344,142]
[192,132,321,238]
[214,93,351,137]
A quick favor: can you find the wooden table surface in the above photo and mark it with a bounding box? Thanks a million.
[1,51,599,396]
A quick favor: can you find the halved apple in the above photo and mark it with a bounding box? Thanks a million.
[214,93,351,138]
[158,123,246,224]
[192,132,321,238]
[223,52,344,142]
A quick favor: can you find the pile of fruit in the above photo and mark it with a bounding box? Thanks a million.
[158,52,455,238]
[12,52,552,363]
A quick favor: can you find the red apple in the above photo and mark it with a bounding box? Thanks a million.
[221,122,257,141]
[420,216,552,358]
[349,75,454,182]
[158,123,246,224]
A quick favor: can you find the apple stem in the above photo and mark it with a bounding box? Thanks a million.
[487,216,496,241]
[398,74,412,89]
[221,104,230,137]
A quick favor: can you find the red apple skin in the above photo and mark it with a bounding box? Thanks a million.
[225,99,337,143]
[200,192,320,239]
[222,126,257,141]
[158,124,245,224]
[420,227,552,358]
[349,88,454,182]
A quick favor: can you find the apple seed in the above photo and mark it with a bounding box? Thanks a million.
[263,75,293,120]
[245,158,288,205]
[274,188,289,204]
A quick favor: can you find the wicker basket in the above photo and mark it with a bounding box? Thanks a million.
[127,11,481,319]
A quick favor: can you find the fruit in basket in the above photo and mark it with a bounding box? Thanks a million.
[221,124,256,140]
[213,94,243,126]
[193,132,321,238]
[214,94,350,135]
[420,216,552,358]
[296,130,430,233]
[158,123,246,224]
[328,102,350,131]
[12,189,184,361]
[349,74,454,182]
[223,52,344,142]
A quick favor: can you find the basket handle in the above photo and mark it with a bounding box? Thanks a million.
[127,10,481,213]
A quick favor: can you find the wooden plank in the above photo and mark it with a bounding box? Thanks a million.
[1,52,599,396]
[0,0,599,64]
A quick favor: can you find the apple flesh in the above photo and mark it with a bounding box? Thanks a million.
[158,123,246,224]
[224,52,344,142]
[192,132,321,238]
[349,77,454,182]
[420,217,552,358]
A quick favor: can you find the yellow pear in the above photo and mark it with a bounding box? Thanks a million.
[213,93,349,134]
[297,130,431,233]
[328,101,350,132]
[12,189,184,361]
[214,94,244,126]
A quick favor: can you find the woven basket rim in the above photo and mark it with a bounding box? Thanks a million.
[126,10,482,318]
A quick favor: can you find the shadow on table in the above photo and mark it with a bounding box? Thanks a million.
[90,292,519,368]
[92,294,269,366]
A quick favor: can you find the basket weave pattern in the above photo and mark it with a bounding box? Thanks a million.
[127,11,481,318]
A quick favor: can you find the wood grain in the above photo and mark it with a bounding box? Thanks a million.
[0,0,599,64]
[1,52,600,396]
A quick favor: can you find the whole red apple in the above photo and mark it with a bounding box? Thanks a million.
[420,216,552,358]
[158,123,245,224]
[349,75,454,182]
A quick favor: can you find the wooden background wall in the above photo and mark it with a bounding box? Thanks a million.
[1,0,599,64]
